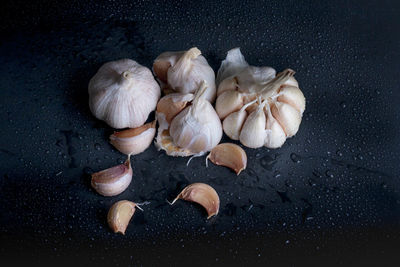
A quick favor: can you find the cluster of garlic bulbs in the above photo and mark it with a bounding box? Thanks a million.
[215,48,305,149]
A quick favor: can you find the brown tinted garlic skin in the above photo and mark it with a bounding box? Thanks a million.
[110,121,156,155]
[207,143,247,175]
[155,82,222,157]
[91,157,132,196]
[153,47,216,102]
[107,200,139,234]
[170,183,220,219]
[89,59,160,129]
[216,48,305,149]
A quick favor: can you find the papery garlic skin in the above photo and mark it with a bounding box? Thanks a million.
[110,121,156,156]
[89,59,160,129]
[216,48,305,149]
[153,47,216,102]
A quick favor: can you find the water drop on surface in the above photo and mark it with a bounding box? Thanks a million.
[290,153,301,163]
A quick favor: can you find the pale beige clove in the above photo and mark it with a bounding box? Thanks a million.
[110,121,156,155]
[206,143,247,175]
[91,156,132,196]
[107,200,141,234]
[170,183,220,219]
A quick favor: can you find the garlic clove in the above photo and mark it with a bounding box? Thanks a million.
[207,143,247,175]
[223,110,247,140]
[264,105,286,148]
[110,121,156,155]
[239,100,267,148]
[277,85,306,113]
[217,77,238,96]
[156,93,194,124]
[107,200,138,234]
[215,90,244,119]
[222,98,257,140]
[91,157,132,196]
[170,183,220,219]
[88,59,160,129]
[271,102,302,137]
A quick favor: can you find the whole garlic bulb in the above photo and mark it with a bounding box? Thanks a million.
[155,81,222,156]
[89,59,160,129]
[216,48,305,149]
[153,47,216,102]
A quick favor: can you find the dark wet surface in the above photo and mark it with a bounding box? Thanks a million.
[0,0,400,266]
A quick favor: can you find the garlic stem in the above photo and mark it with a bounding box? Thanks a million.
[171,47,201,76]
[191,81,208,115]
[259,69,295,95]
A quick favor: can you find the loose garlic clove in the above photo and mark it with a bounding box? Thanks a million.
[168,82,222,154]
[207,143,247,175]
[110,121,156,156]
[271,102,302,137]
[88,59,160,129]
[154,47,216,102]
[170,183,220,219]
[215,90,244,119]
[239,99,268,148]
[91,156,132,196]
[107,200,139,234]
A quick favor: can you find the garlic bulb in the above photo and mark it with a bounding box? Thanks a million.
[155,81,222,157]
[89,59,160,129]
[216,48,305,149]
[153,47,216,102]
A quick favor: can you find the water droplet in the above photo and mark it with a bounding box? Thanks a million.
[94,143,101,151]
[260,155,276,171]
[340,101,346,108]
[290,153,301,163]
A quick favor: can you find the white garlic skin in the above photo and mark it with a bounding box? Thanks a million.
[153,47,216,102]
[89,59,160,129]
[169,93,222,154]
[216,48,306,149]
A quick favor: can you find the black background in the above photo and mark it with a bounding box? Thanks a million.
[0,0,399,266]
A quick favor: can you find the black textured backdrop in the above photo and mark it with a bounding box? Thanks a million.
[0,0,399,266]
